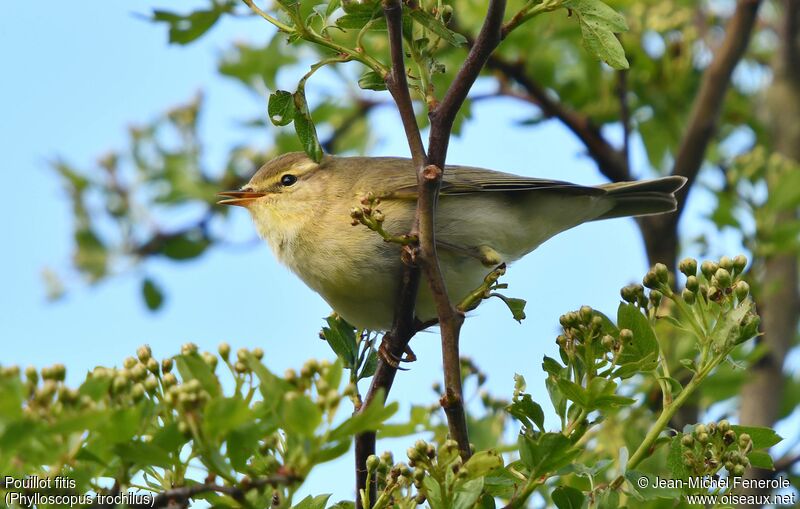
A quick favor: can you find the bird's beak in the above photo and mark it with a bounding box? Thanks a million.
[217,190,267,207]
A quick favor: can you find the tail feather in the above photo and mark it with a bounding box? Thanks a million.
[595,176,687,220]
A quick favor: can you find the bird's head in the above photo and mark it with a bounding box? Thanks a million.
[218,152,331,247]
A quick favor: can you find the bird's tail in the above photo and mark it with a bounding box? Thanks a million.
[595,176,688,220]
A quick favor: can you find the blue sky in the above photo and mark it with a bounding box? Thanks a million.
[2,0,792,503]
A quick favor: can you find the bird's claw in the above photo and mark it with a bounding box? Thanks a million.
[377,340,416,370]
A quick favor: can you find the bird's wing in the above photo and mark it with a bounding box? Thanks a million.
[380,164,606,198]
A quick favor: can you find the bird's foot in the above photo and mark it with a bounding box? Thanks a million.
[377,340,417,370]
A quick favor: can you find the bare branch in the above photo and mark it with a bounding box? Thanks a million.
[669,0,762,216]
[484,54,630,182]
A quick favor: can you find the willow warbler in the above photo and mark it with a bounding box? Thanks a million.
[219,152,685,330]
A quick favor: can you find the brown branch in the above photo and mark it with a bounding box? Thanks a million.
[422,0,507,461]
[354,2,428,507]
[484,54,630,182]
[667,0,763,218]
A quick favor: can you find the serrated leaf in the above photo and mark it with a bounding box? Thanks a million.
[730,425,783,449]
[268,90,296,126]
[616,303,659,372]
[142,278,164,311]
[562,0,629,69]
[408,9,466,46]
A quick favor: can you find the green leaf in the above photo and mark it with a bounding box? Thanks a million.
[462,450,504,480]
[246,354,292,411]
[518,432,579,477]
[292,494,331,509]
[358,71,387,91]
[204,396,253,440]
[314,439,352,463]
[498,296,527,322]
[615,303,659,375]
[542,356,565,376]
[358,348,378,380]
[142,278,164,311]
[227,422,263,471]
[113,441,172,468]
[152,8,225,45]
[506,394,545,432]
[453,478,484,509]
[293,90,324,162]
[562,0,629,69]
[556,378,588,408]
[747,450,775,470]
[730,425,783,449]
[408,9,466,46]
[175,353,222,398]
[268,90,296,126]
[160,234,209,260]
[329,393,398,440]
[321,315,358,367]
[282,393,322,436]
[553,486,585,509]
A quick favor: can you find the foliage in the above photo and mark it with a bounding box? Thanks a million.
[1,257,782,508]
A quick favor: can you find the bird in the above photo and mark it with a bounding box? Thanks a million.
[219,152,686,332]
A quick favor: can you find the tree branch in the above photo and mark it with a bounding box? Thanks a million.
[354,2,428,507]
[422,0,507,461]
[667,0,762,218]
[483,54,630,182]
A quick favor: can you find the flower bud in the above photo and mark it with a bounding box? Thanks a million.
[734,281,750,300]
[162,372,177,388]
[252,347,264,360]
[697,432,709,444]
[732,255,747,274]
[162,358,174,373]
[579,305,593,323]
[738,433,752,450]
[601,335,614,349]
[694,424,707,435]
[146,358,159,374]
[723,430,736,445]
[131,363,147,381]
[732,464,745,476]
[131,383,145,401]
[682,289,696,304]
[719,256,734,271]
[679,258,697,277]
[649,289,663,307]
[714,268,732,288]
[654,263,669,283]
[681,434,694,447]
[685,275,699,292]
[218,342,231,360]
[642,270,660,289]
[701,261,718,279]
[123,356,137,369]
[234,361,248,374]
[237,348,248,362]
[202,352,218,370]
[181,343,198,355]
[144,376,159,393]
[619,329,633,343]
[137,345,152,363]
[25,365,38,384]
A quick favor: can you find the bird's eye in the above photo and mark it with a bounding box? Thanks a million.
[280,174,297,187]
